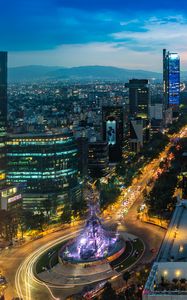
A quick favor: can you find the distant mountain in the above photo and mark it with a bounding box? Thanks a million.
[8,65,61,82]
[8,65,187,83]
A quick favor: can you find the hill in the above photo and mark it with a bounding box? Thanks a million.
[8,65,162,82]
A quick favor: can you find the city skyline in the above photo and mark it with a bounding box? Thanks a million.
[1,0,187,71]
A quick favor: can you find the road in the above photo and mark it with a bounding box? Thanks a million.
[111,125,187,222]
[0,125,187,300]
[0,227,82,300]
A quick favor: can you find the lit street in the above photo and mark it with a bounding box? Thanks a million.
[0,126,187,299]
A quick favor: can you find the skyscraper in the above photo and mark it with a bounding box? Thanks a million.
[0,52,7,187]
[163,49,180,109]
[88,141,109,178]
[125,79,150,118]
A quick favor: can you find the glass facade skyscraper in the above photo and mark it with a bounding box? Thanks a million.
[6,132,80,210]
[163,49,180,108]
[0,52,7,187]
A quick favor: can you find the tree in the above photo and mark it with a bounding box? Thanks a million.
[48,194,58,214]
[123,271,131,285]
[20,209,35,230]
[117,292,125,300]
[0,209,7,238]
[180,278,186,284]
[100,185,120,209]
[61,206,72,224]
[71,196,87,217]
[0,209,20,242]
[33,213,46,231]
[43,198,52,221]
[101,282,117,300]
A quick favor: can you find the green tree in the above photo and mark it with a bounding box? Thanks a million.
[123,271,131,285]
[43,198,52,221]
[61,206,72,224]
[33,213,46,231]
[101,282,117,300]
[100,185,120,209]
[0,209,19,241]
[20,210,35,229]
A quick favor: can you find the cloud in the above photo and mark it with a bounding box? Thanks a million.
[1,0,187,70]
[111,14,187,55]
[9,42,163,71]
[120,19,139,26]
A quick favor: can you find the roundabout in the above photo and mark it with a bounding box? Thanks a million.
[14,186,145,300]
[35,232,144,287]
[33,201,145,289]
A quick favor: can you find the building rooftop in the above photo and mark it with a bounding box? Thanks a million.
[143,200,187,299]
[8,128,72,138]
[158,202,187,262]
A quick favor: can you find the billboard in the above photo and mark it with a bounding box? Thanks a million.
[106,120,116,145]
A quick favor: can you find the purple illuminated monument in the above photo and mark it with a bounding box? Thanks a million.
[60,189,125,263]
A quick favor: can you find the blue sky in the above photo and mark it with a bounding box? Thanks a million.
[1,0,187,70]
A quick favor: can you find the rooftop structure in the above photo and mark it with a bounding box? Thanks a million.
[143,200,187,299]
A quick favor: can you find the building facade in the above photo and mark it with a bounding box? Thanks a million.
[125,79,150,119]
[143,200,187,300]
[6,132,80,210]
[163,49,180,110]
[0,185,22,210]
[129,118,150,153]
[76,137,88,177]
[0,52,7,187]
[88,141,109,178]
[102,106,124,162]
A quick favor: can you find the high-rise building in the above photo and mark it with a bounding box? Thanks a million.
[88,141,109,178]
[6,132,81,210]
[125,79,150,118]
[163,49,180,109]
[76,137,88,177]
[0,52,22,210]
[149,103,163,132]
[0,52,7,187]
[102,106,123,162]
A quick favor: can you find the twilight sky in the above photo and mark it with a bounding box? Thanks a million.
[1,0,187,71]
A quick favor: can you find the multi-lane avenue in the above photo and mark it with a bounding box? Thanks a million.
[0,126,187,300]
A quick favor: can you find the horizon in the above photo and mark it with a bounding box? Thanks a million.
[7,64,187,73]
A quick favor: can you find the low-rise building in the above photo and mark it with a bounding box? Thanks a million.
[0,185,22,210]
